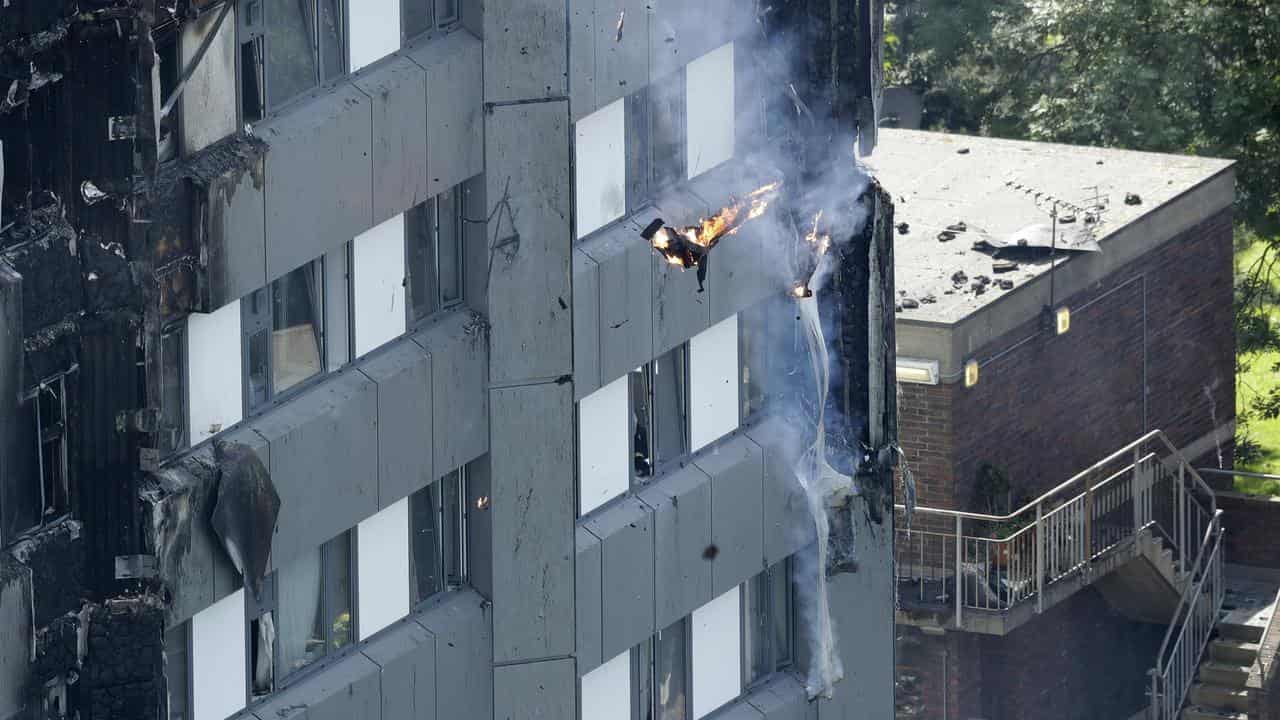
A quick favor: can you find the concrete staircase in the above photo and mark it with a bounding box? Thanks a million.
[1177,572,1278,720]
[1097,531,1185,624]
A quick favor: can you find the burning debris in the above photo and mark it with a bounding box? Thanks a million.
[640,182,781,291]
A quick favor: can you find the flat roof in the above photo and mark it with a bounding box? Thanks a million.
[864,129,1235,326]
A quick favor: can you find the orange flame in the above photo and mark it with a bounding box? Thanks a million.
[646,181,781,269]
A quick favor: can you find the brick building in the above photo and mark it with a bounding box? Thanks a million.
[873,130,1235,719]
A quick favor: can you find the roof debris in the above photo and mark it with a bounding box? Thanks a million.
[1125,193,1143,205]
[993,260,1018,273]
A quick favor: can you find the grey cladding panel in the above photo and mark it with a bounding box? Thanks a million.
[746,676,818,720]
[355,340,433,509]
[410,31,484,197]
[580,223,652,386]
[253,652,381,720]
[651,194,712,355]
[694,433,765,596]
[484,103,574,383]
[584,496,655,660]
[494,659,577,720]
[568,0,596,121]
[205,163,267,309]
[573,249,601,399]
[594,0,649,110]
[638,463,713,629]
[361,619,436,720]
[483,0,568,103]
[490,384,575,662]
[253,371,378,571]
[575,526,603,675]
[746,418,814,566]
[260,83,373,281]
[650,0,746,78]
[710,701,766,720]
[352,56,429,227]
[417,591,493,720]
[413,311,488,475]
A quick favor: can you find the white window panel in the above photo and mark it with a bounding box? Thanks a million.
[692,586,741,719]
[349,0,401,72]
[578,376,629,516]
[690,315,739,451]
[581,649,631,720]
[179,5,238,155]
[192,589,246,720]
[686,43,735,179]
[574,98,626,239]
[187,300,243,445]
[357,498,411,640]
[352,214,407,358]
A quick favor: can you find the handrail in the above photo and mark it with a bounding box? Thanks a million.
[1153,510,1223,668]
[1197,467,1280,482]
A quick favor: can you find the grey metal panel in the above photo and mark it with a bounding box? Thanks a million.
[252,370,379,572]
[573,248,601,400]
[579,222,652,386]
[361,618,437,720]
[651,193,712,355]
[259,82,373,282]
[484,102,574,384]
[351,55,430,227]
[568,0,596,121]
[461,175,489,315]
[746,676,818,720]
[638,462,713,630]
[0,559,31,718]
[818,497,894,720]
[593,0,649,110]
[411,310,488,475]
[575,525,603,675]
[355,339,433,509]
[204,162,267,308]
[417,590,493,720]
[649,0,744,79]
[482,0,568,103]
[408,30,484,197]
[708,700,766,720]
[494,659,577,720]
[489,383,576,662]
[745,418,814,566]
[583,496,655,661]
[694,433,765,596]
[254,652,381,720]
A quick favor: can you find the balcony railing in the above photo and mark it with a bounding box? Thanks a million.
[894,430,1216,627]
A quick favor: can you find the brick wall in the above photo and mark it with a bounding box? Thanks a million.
[896,626,983,720]
[1217,492,1280,570]
[898,382,957,510]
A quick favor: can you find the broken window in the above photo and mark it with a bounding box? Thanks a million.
[159,325,187,456]
[406,187,464,324]
[275,531,354,681]
[243,260,326,413]
[629,366,653,482]
[742,559,793,686]
[403,0,459,41]
[239,0,347,122]
[157,27,180,161]
[410,467,467,606]
[634,618,690,719]
[164,621,191,720]
[27,375,70,525]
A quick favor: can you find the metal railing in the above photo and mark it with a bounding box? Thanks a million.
[1147,510,1225,720]
[894,430,1216,626]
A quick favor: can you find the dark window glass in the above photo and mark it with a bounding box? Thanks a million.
[33,378,69,521]
[743,560,793,687]
[435,0,458,25]
[247,327,270,409]
[241,38,266,122]
[271,263,323,394]
[652,346,689,466]
[317,0,345,82]
[630,367,653,482]
[625,90,651,213]
[437,190,462,305]
[160,327,186,455]
[410,469,467,607]
[241,0,346,119]
[648,69,687,192]
[264,0,319,109]
[654,619,688,720]
[406,188,464,324]
[164,621,190,720]
[403,0,432,40]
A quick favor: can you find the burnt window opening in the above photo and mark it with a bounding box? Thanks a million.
[239,0,347,122]
[628,366,652,482]
[742,559,794,687]
[159,325,187,456]
[157,29,181,162]
[165,620,191,720]
[248,531,355,698]
[243,260,328,414]
[17,373,73,531]
[634,617,691,719]
[406,187,464,325]
[410,467,467,606]
[402,0,459,42]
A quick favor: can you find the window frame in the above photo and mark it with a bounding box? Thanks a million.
[159,322,188,457]
[402,0,459,43]
[237,0,350,123]
[164,620,192,720]
[628,343,690,489]
[409,467,469,608]
[17,371,74,533]
[741,559,794,689]
[242,258,330,416]
[405,187,466,327]
[633,617,693,720]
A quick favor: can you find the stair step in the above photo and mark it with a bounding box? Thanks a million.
[1219,621,1265,644]
[1182,706,1249,720]
[1188,683,1252,713]
[1199,661,1253,688]
[1210,639,1261,665]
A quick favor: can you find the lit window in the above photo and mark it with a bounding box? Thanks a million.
[742,559,793,686]
[406,187,464,324]
[239,0,347,122]
[243,260,326,412]
[403,0,458,41]
[410,468,467,606]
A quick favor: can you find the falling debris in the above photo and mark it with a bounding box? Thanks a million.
[976,223,1101,254]
[80,180,108,206]
[614,9,625,42]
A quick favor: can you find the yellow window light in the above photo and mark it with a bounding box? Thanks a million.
[1056,306,1071,335]
[963,359,980,388]
[896,358,940,385]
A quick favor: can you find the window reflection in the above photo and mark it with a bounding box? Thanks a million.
[271,262,323,395]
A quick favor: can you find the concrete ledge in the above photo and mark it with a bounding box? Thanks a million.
[582,497,655,662]
[708,674,817,720]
